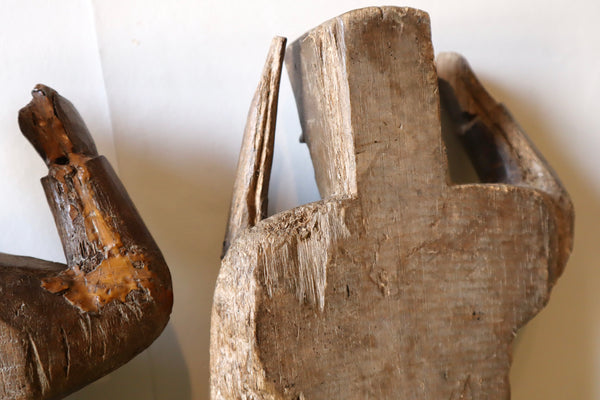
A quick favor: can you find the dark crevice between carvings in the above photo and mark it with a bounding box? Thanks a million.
[439,78,509,185]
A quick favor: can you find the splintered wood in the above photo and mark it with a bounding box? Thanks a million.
[212,6,573,400]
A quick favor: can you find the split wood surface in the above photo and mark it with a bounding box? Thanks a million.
[0,85,172,399]
[212,7,573,400]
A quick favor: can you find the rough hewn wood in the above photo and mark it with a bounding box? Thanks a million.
[436,52,574,278]
[0,85,172,399]
[211,6,573,400]
[223,37,286,256]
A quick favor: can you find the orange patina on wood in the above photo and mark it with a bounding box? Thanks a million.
[41,154,158,313]
[0,84,172,400]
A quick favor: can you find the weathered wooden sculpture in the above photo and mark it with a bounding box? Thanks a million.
[212,6,573,400]
[0,85,172,399]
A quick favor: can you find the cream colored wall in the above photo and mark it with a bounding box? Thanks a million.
[0,1,596,399]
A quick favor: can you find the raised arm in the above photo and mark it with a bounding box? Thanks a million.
[0,85,172,400]
[19,84,172,313]
[437,53,574,282]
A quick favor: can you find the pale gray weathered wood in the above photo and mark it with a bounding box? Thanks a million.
[211,7,573,399]
[223,37,286,256]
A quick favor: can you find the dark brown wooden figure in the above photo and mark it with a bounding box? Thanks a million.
[0,85,172,399]
[211,7,573,400]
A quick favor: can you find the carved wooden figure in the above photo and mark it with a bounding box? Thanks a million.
[0,85,172,399]
[211,7,573,400]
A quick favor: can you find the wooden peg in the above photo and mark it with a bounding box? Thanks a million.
[211,7,573,399]
[0,85,172,399]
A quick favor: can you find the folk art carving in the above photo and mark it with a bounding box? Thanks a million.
[0,6,574,400]
[212,7,573,400]
[0,85,172,399]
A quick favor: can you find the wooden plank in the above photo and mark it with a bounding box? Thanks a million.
[211,6,573,399]
[223,37,286,256]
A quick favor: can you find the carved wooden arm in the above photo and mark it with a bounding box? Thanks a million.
[436,53,574,284]
[0,85,172,400]
[212,7,573,400]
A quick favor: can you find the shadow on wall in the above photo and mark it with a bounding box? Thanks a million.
[118,140,234,400]
[476,81,600,400]
[65,135,235,399]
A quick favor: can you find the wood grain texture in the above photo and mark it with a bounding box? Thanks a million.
[223,37,286,256]
[0,85,172,400]
[211,6,573,399]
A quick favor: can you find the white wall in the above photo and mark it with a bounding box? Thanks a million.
[0,1,597,399]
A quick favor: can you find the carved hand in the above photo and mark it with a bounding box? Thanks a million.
[19,84,98,166]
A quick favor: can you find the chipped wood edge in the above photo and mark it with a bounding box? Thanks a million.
[223,37,287,257]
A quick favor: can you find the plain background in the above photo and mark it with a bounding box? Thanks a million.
[0,1,597,399]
